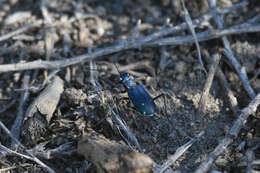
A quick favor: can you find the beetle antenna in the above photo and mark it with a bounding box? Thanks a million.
[114,62,122,75]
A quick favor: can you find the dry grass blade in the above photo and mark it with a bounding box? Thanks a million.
[87,35,143,153]
[156,131,205,173]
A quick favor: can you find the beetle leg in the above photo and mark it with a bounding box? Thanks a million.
[121,88,127,93]
[153,93,164,101]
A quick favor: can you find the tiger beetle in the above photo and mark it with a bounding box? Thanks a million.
[114,63,163,116]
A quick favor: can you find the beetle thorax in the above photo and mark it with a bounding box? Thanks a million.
[120,73,136,89]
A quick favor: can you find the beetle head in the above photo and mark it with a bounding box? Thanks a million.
[120,73,130,81]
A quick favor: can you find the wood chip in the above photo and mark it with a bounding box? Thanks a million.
[78,130,154,173]
[21,76,64,144]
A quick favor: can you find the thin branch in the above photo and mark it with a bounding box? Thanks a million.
[0,22,259,73]
[246,148,254,173]
[208,0,256,99]
[27,142,75,159]
[147,23,260,46]
[215,68,239,114]
[10,71,31,150]
[181,0,206,73]
[0,2,250,73]
[0,98,16,114]
[0,143,33,161]
[203,50,239,114]
[0,21,42,42]
[223,49,256,99]
[15,69,60,93]
[195,93,260,173]
[0,120,56,173]
[198,52,221,113]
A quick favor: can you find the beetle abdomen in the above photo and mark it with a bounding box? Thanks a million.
[127,85,156,116]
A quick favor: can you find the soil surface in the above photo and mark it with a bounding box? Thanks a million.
[0,0,259,173]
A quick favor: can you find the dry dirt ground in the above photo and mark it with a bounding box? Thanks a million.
[0,0,259,173]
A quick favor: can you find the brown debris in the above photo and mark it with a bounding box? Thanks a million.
[78,130,154,173]
[63,88,87,106]
[21,76,64,144]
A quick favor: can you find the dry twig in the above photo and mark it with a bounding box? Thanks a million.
[147,23,260,47]
[195,93,260,173]
[208,0,256,99]
[0,99,16,114]
[0,143,33,161]
[0,21,42,42]
[198,52,221,113]
[215,68,239,114]
[0,120,56,173]
[181,0,206,73]
[0,22,258,73]
[246,148,255,173]
[222,49,256,99]
[10,71,31,150]
[203,50,239,114]
[0,2,250,73]
[27,142,76,159]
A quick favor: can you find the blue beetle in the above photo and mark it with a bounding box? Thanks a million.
[120,73,156,116]
[115,64,162,116]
